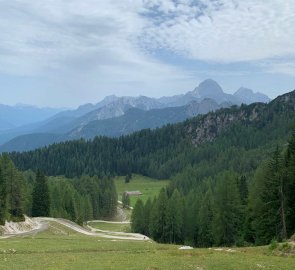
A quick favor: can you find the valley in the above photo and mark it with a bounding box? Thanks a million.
[1,1,295,269]
[0,82,294,270]
[0,79,270,152]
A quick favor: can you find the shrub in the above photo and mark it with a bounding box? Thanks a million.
[269,239,278,251]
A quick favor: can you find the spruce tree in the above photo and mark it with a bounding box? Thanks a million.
[286,129,295,235]
[198,188,214,247]
[0,155,24,221]
[143,198,153,236]
[212,171,242,246]
[149,188,168,242]
[0,165,6,225]
[250,148,288,244]
[131,199,144,234]
[165,189,183,243]
[32,170,50,217]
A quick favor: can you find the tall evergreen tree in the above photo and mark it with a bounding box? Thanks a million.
[212,171,242,246]
[250,148,288,244]
[197,187,214,247]
[165,189,183,243]
[143,197,153,236]
[32,170,50,217]
[0,165,6,224]
[0,155,25,221]
[131,199,145,234]
[149,188,168,242]
[286,129,295,235]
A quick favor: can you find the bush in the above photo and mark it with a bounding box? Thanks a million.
[279,242,292,252]
[269,239,278,251]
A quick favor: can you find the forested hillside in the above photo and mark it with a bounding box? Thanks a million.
[0,156,117,225]
[6,89,295,246]
[132,133,295,247]
[9,90,295,179]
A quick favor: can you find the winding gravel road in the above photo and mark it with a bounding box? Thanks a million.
[1,216,149,241]
[37,217,149,241]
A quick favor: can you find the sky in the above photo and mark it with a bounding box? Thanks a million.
[0,0,295,108]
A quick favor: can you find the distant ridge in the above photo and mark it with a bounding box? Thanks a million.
[0,79,271,151]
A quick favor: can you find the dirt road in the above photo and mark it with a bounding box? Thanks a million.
[38,217,149,241]
[1,216,149,241]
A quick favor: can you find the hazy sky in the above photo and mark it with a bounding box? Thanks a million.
[0,0,295,108]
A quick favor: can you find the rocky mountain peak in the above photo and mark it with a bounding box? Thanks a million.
[234,87,270,104]
[190,79,225,101]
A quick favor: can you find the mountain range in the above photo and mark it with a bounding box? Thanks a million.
[0,79,270,152]
[0,104,62,131]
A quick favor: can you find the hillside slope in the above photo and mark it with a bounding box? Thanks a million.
[9,89,294,178]
[1,99,226,152]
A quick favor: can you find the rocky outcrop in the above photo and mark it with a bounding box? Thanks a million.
[187,89,295,146]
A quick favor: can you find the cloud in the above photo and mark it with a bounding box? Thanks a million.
[260,58,295,77]
[0,0,294,107]
[1,0,295,74]
[140,0,295,63]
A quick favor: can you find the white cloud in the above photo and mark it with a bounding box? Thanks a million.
[260,59,295,77]
[2,0,295,75]
[140,0,295,63]
[0,0,294,107]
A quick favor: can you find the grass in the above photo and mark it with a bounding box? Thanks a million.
[115,174,169,207]
[0,221,295,270]
[88,221,131,233]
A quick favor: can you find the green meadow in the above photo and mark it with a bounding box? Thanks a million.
[115,174,169,207]
[0,220,294,270]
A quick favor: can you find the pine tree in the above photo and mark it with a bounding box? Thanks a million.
[143,198,153,236]
[0,155,24,221]
[212,171,242,246]
[0,165,6,225]
[183,190,198,246]
[197,187,214,247]
[238,175,248,206]
[131,199,144,234]
[250,148,288,244]
[32,170,50,217]
[165,189,183,243]
[286,129,295,235]
[149,188,168,242]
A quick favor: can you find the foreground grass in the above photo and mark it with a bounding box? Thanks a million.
[0,221,294,270]
[115,174,169,206]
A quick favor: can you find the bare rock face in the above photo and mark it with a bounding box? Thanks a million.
[187,104,262,146]
[187,90,295,146]
[0,216,41,236]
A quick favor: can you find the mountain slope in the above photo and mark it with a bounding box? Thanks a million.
[0,104,62,127]
[0,133,65,153]
[234,87,270,104]
[9,89,294,178]
[0,79,270,147]
[1,99,225,152]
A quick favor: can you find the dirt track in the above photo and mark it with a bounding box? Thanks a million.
[0,216,148,241]
[37,217,149,241]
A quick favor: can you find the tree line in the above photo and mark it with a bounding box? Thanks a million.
[4,90,295,245]
[0,155,117,225]
[131,130,295,246]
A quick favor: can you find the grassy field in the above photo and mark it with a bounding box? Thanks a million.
[88,221,131,233]
[115,174,169,207]
[0,221,294,270]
